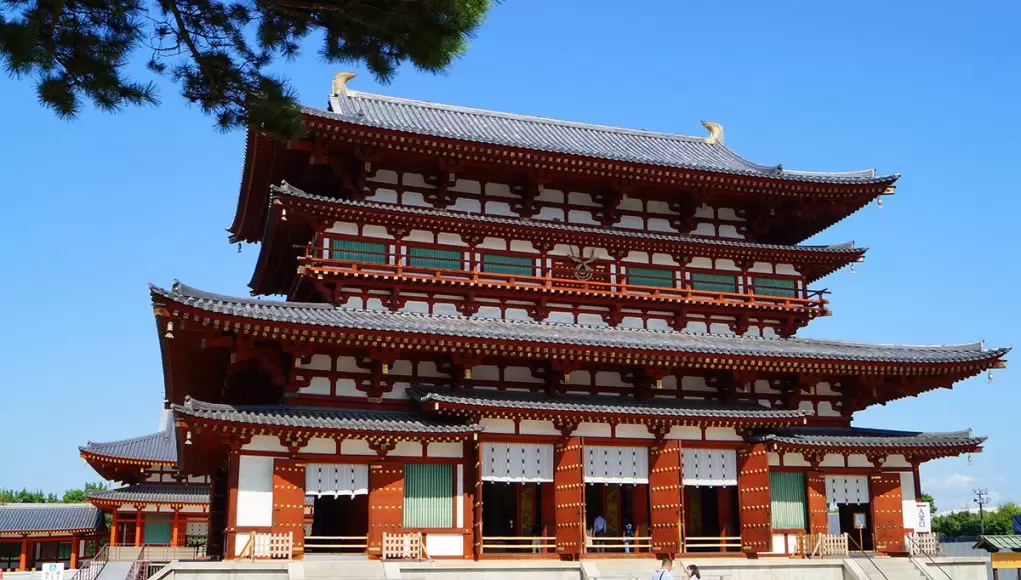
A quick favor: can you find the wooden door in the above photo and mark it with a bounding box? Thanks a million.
[272,459,306,559]
[871,474,905,553]
[736,444,772,554]
[806,471,828,534]
[367,462,404,557]
[648,440,682,555]
[554,437,584,558]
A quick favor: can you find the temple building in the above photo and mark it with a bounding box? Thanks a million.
[88,73,1007,562]
[0,504,105,571]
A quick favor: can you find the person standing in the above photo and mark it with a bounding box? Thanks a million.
[592,514,607,552]
[651,558,674,580]
[685,564,701,579]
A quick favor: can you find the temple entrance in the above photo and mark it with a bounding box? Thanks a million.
[481,482,550,553]
[584,483,650,553]
[306,495,369,553]
[680,448,741,553]
[582,445,651,554]
[682,487,739,552]
[304,463,370,554]
[479,442,556,555]
[825,475,873,551]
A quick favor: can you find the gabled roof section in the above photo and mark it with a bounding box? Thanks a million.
[88,484,209,506]
[410,386,809,427]
[173,397,480,436]
[750,426,986,451]
[974,535,1021,552]
[0,504,104,535]
[152,281,1010,370]
[316,89,895,186]
[80,428,177,466]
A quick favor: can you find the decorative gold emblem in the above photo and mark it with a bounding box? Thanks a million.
[567,246,597,280]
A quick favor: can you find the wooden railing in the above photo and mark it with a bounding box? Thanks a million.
[481,536,556,553]
[382,532,424,560]
[683,536,743,552]
[302,255,828,312]
[586,535,653,553]
[806,533,849,557]
[304,535,368,552]
[237,532,293,560]
[906,532,942,557]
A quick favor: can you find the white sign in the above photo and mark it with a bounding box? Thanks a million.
[915,502,932,533]
[41,563,64,580]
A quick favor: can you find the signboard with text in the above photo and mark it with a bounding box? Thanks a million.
[41,563,64,580]
[915,502,932,533]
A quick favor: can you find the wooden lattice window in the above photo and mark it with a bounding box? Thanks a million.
[0,542,20,566]
[330,239,387,263]
[627,266,674,288]
[690,271,738,293]
[403,464,453,528]
[407,247,463,270]
[770,472,807,530]
[752,277,798,298]
[480,253,534,277]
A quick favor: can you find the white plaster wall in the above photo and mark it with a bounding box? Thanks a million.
[576,423,611,437]
[340,439,375,456]
[705,427,741,442]
[425,533,465,557]
[520,420,560,436]
[479,418,515,434]
[428,442,463,458]
[303,438,335,454]
[615,424,653,439]
[901,471,919,530]
[236,456,274,527]
[243,435,287,453]
[389,441,423,457]
[847,454,872,468]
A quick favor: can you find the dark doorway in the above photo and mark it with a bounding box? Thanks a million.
[584,483,650,553]
[482,482,548,553]
[838,503,873,551]
[307,495,369,553]
[683,486,740,552]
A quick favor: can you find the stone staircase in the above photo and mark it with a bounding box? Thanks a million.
[850,556,928,580]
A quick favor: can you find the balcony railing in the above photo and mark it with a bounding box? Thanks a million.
[301,251,829,312]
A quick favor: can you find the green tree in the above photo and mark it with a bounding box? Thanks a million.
[1,483,109,504]
[921,493,937,515]
[62,482,109,503]
[0,0,492,139]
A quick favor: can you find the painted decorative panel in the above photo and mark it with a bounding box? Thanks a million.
[583,445,649,484]
[305,463,369,497]
[682,448,738,486]
[481,442,554,483]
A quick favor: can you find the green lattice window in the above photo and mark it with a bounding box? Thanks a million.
[752,277,798,298]
[690,271,738,293]
[404,464,453,528]
[770,472,807,530]
[407,247,463,270]
[0,543,19,560]
[627,266,675,288]
[57,542,72,560]
[480,253,534,277]
[330,239,387,263]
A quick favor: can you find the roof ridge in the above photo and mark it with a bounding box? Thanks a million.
[81,428,170,450]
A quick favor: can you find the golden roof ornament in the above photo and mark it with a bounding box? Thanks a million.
[332,72,357,97]
[701,120,724,145]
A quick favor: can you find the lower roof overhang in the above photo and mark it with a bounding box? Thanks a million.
[87,484,210,509]
[410,386,810,430]
[0,505,105,538]
[750,427,985,461]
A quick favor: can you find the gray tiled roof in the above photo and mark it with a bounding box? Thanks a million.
[80,429,177,464]
[271,182,865,257]
[410,387,810,422]
[173,397,479,434]
[0,504,104,534]
[88,484,209,505]
[751,427,986,449]
[152,282,1010,367]
[306,90,897,186]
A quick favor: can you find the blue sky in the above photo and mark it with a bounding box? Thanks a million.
[0,0,1016,512]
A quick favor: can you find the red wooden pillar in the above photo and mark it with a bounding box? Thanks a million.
[110,513,118,547]
[717,486,733,544]
[806,471,828,534]
[224,450,241,559]
[70,536,79,570]
[18,537,28,572]
[272,459,307,559]
[736,443,772,554]
[134,509,143,547]
[367,462,405,558]
[871,474,905,554]
[553,436,584,560]
[462,440,477,560]
[648,440,682,557]
[541,482,556,551]
[171,508,181,547]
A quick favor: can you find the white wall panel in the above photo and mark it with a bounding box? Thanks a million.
[482,442,554,482]
[825,475,869,505]
[305,463,369,497]
[682,448,737,486]
[236,456,274,527]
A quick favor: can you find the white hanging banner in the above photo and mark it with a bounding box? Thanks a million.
[305,463,369,497]
[583,445,649,485]
[825,475,870,505]
[681,448,737,487]
[482,442,554,483]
